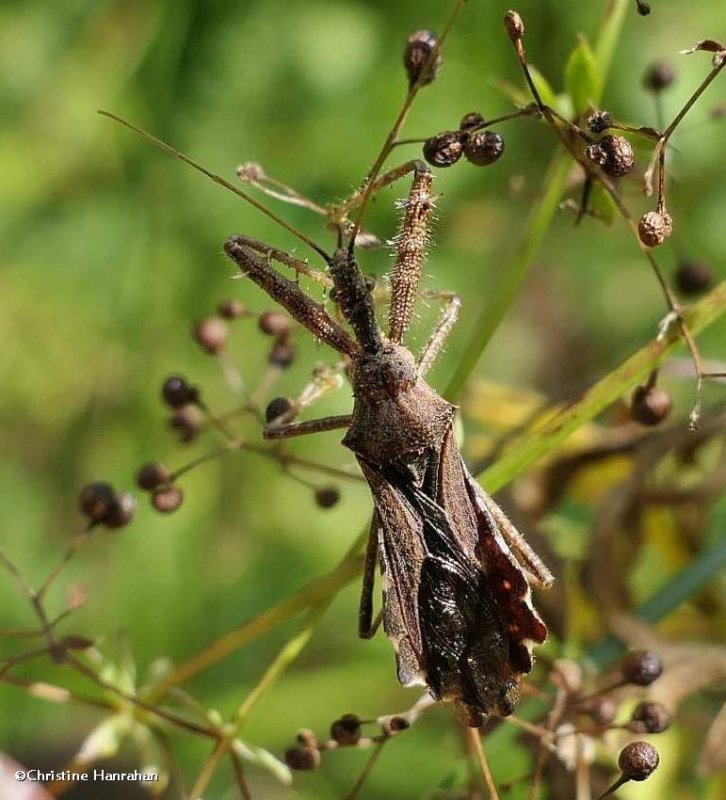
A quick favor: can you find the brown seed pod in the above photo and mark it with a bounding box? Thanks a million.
[459,111,485,131]
[152,485,184,514]
[630,701,672,734]
[586,110,612,134]
[403,30,441,89]
[78,482,116,523]
[618,741,659,781]
[265,396,297,424]
[136,462,172,492]
[464,131,505,166]
[330,714,362,746]
[217,298,246,319]
[284,746,321,771]
[423,131,463,168]
[621,650,664,686]
[258,311,292,337]
[315,486,341,509]
[503,10,525,43]
[638,210,673,247]
[675,259,714,295]
[103,491,138,529]
[585,135,635,177]
[630,384,672,426]
[193,317,228,354]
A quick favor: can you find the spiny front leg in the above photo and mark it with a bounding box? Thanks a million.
[388,160,435,344]
[417,290,461,377]
[224,236,357,357]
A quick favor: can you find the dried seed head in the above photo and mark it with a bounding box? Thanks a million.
[284,746,321,771]
[423,131,464,168]
[269,339,296,368]
[635,1,651,16]
[103,491,138,529]
[587,110,612,134]
[265,396,297,424]
[618,741,660,781]
[504,10,525,43]
[217,298,246,319]
[459,112,485,131]
[258,311,292,337]
[644,61,676,92]
[169,404,204,442]
[330,714,362,746]
[136,462,171,492]
[464,131,505,167]
[315,486,340,509]
[630,384,672,426]
[675,259,714,295]
[152,485,184,514]
[621,650,664,686]
[638,210,673,247]
[630,701,672,733]
[79,482,116,523]
[161,375,199,409]
[403,30,441,89]
[193,317,228,355]
[585,135,635,177]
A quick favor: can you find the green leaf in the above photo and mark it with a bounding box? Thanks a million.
[565,37,601,116]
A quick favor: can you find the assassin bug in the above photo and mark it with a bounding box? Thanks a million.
[100,14,552,729]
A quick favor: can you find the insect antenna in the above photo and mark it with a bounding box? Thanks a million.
[97,110,331,263]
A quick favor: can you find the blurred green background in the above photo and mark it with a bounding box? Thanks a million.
[1,0,726,797]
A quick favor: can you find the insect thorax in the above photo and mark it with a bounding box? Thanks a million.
[343,342,455,464]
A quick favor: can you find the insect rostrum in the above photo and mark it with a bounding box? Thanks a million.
[224,160,553,727]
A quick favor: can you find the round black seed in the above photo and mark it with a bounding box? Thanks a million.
[265,396,297,424]
[463,131,505,166]
[675,260,714,295]
[621,650,664,686]
[315,486,340,509]
[136,462,171,492]
[459,112,485,131]
[630,385,672,426]
[587,110,613,134]
[284,746,321,771]
[630,701,671,734]
[618,741,659,781]
[423,131,463,168]
[644,61,675,92]
[78,482,116,522]
[330,714,361,746]
[585,135,635,177]
[269,340,295,368]
[161,375,198,409]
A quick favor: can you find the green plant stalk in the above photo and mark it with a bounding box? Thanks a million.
[444,0,630,401]
[478,278,726,492]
